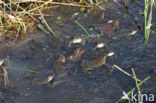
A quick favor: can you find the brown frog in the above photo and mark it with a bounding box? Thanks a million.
[95,20,119,35]
[54,55,68,78]
[54,55,66,70]
[68,48,85,62]
[68,35,85,47]
[35,74,54,85]
[30,40,43,51]
[35,55,67,86]
[82,55,107,73]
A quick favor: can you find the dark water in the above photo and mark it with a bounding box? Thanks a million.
[0,1,156,103]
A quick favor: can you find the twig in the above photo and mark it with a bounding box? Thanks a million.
[11,2,38,22]
[132,68,143,103]
[37,3,56,37]
[5,67,39,74]
[1,66,9,87]
[110,65,141,82]
[1,1,91,7]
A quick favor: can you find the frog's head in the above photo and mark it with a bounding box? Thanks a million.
[96,41,105,49]
[69,35,84,47]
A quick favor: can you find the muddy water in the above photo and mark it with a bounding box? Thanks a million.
[0,1,156,103]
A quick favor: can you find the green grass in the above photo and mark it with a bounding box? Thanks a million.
[144,0,154,44]
[37,3,57,37]
[75,20,92,37]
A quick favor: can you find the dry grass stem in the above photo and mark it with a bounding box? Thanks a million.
[110,65,141,82]
[0,0,91,42]
[132,68,143,103]
[0,66,9,87]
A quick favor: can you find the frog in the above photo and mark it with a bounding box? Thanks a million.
[82,55,107,73]
[53,55,68,79]
[30,40,43,51]
[35,55,66,86]
[54,55,66,70]
[93,40,110,57]
[53,64,70,87]
[68,35,85,47]
[35,74,54,85]
[95,19,119,35]
[68,48,85,62]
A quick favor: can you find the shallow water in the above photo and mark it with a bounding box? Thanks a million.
[0,1,156,103]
